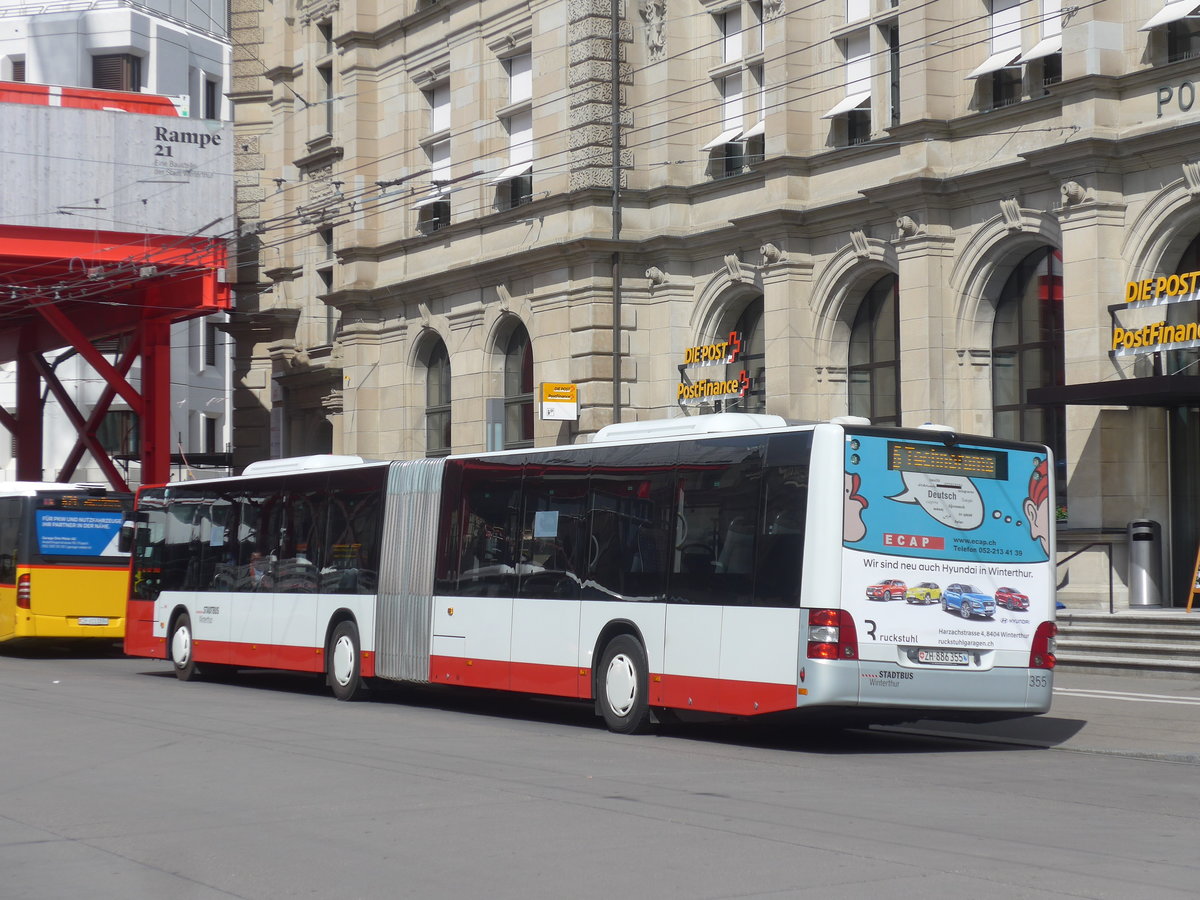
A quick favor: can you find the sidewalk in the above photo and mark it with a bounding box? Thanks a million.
[882,668,1200,762]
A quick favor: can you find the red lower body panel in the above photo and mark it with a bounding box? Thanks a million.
[429,655,797,716]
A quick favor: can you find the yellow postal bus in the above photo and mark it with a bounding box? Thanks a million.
[0,484,132,643]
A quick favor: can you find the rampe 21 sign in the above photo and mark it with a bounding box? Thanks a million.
[677,331,751,405]
[1111,269,1200,357]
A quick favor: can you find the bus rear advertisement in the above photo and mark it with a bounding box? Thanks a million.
[123,415,1055,732]
[0,485,132,643]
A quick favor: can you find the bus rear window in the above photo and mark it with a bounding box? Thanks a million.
[34,509,126,559]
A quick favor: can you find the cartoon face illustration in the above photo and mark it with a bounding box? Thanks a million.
[844,471,868,542]
[1023,458,1050,555]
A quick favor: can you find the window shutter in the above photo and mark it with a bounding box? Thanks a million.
[93,55,124,90]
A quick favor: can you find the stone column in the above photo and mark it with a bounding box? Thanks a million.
[895,227,957,428]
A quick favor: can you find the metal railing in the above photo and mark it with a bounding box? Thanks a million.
[1056,534,1120,614]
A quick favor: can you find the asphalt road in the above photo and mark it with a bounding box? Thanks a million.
[3,645,1199,900]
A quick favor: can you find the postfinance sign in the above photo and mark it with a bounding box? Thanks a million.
[1112,270,1200,356]
[1112,321,1200,351]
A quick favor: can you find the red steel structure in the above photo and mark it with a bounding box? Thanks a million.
[0,84,230,490]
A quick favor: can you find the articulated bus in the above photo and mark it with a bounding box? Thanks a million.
[0,484,132,643]
[124,414,1057,732]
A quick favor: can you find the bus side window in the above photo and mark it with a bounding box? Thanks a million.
[755,432,813,608]
[516,454,589,600]
[454,458,524,597]
[671,437,764,606]
[434,460,465,595]
[586,442,676,602]
[275,482,326,594]
[324,467,384,594]
[0,497,21,583]
[233,490,269,591]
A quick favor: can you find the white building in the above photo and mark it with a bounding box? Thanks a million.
[0,0,233,485]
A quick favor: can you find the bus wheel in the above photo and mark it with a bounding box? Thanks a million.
[328,620,366,701]
[598,635,651,735]
[169,613,201,682]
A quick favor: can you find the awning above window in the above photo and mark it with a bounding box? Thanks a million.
[1028,375,1200,407]
[701,127,743,151]
[742,120,765,139]
[966,49,1022,79]
[412,191,449,209]
[488,162,532,185]
[1017,35,1063,63]
[1140,1,1200,31]
[820,91,871,119]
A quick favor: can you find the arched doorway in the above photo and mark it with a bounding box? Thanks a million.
[1167,233,1200,602]
[991,247,1065,509]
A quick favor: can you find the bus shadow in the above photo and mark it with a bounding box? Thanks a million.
[133,666,1085,754]
[367,681,1083,755]
[0,640,125,660]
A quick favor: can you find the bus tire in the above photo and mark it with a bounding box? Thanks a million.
[598,635,652,735]
[328,620,366,701]
[169,612,201,682]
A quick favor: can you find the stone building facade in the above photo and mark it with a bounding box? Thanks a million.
[230,0,1200,608]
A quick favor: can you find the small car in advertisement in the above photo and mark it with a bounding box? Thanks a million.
[866,578,907,601]
[994,585,1030,611]
[905,581,942,604]
[942,583,995,619]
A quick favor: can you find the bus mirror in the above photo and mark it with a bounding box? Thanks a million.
[118,521,134,554]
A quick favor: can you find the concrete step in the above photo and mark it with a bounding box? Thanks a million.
[1055,629,1200,648]
[1057,638,1200,656]
[1053,610,1200,674]
[1055,652,1200,674]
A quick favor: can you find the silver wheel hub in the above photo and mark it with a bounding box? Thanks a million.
[332,635,356,686]
[171,624,191,668]
[605,653,637,717]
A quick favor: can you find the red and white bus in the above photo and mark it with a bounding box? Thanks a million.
[124,414,1057,732]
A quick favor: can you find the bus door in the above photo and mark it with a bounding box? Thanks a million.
[436,457,523,691]
[664,436,764,713]
[0,497,21,639]
[511,453,589,697]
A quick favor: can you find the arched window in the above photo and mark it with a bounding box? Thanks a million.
[1166,233,1200,376]
[991,247,1065,464]
[503,325,534,449]
[425,339,451,457]
[848,275,900,425]
[724,297,765,414]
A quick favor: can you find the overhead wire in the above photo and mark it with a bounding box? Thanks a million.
[1,0,1094,307]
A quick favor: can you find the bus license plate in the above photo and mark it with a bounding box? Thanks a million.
[78,617,109,626]
[917,649,968,665]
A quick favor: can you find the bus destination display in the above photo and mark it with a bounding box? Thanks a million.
[887,441,1007,481]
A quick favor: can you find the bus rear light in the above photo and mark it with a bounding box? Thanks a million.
[807,609,858,660]
[17,573,30,609]
[1029,621,1057,669]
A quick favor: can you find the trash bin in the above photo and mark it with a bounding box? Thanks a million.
[1127,519,1163,608]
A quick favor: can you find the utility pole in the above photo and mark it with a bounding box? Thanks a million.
[610,0,622,424]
